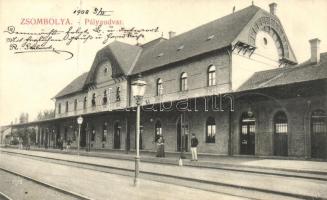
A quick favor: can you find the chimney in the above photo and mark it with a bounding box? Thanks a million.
[269,3,277,15]
[168,31,176,39]
[309,38,321,64]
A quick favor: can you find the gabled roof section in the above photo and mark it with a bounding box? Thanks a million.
[54,72,88,99]
[238,52,327,91]
[131,5,261,74]
[84,41,142,86]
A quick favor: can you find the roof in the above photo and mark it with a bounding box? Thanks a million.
[131,5,261,74]
[54,72,88,98]
[55,5,299,99]
[238,52,327,91]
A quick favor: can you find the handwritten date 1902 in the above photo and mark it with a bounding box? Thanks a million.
[73,7,113,16]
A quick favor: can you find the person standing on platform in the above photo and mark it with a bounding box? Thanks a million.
[66,138,71,151]
[190,133,198,161]
[156,136,165,157]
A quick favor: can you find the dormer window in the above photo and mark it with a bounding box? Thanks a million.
[92,93,96,107]
[103,90,108,105]
[207,35,215,41]
[116,87,121,101]
[177,45,184,51]
[157,53,164,58]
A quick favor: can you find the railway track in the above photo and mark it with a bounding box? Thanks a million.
[0,167,93,200]
[1,150,326,200]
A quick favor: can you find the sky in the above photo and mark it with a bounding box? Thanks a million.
[0,0,327,125]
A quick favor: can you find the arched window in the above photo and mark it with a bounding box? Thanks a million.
[206,117,216,143]
[155,120,162,142]
[116,87,121,101]
[74,99,78,111]
[103,90,108,105]
[156,78,163,96]
[180,72,188,91]
[65,101,69,112]
[208,65,216,86]
[104,67,108,74]
[92,93,96,107]
[83,96,87,109]
[102,122,107,142]
[274,111,288,134]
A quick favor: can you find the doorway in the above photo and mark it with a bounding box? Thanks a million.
[240,112,255,155]
[273,111,288,156]
[114,122,121,149]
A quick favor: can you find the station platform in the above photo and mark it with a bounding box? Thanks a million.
[2,146,327,175]
[1,146,327,199]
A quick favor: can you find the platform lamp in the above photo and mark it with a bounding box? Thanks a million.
[131,74,147,186]
[77,116,83,156]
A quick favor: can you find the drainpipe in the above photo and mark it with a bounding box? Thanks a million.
[228,109,232,156]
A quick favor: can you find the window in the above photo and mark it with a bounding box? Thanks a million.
[155,120,162,142]
[180,72,188,91]
[311,110,326,134]
[274,111,288,134]
[74,99,77,111]
[58,103,61,114]
[208,65,216,86]
[65,101,69,113]
[116,87,121,101]
[206,117,216,143]
[91,126,96,141]
[103,90,108,105]
[102,122,107,142]
[104,67,108,74]
[92,93,96,107]
[156,78,163,96]
[263,37,268,45]
[83,96,87,109]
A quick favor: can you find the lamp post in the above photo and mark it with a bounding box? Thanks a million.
[131,74,147,186]
[77,116,83,155]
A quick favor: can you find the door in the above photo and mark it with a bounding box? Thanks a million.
[240,113,255,155]
[114,122,121,149]
[273,111,288,156]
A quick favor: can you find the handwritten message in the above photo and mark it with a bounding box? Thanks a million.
[4,25,160,60]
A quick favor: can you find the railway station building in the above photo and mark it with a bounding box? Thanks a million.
[11,3,327,159]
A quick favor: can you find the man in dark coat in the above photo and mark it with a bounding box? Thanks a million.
[190,133,199,161]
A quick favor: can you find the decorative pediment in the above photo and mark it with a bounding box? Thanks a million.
[247,15,297,65]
